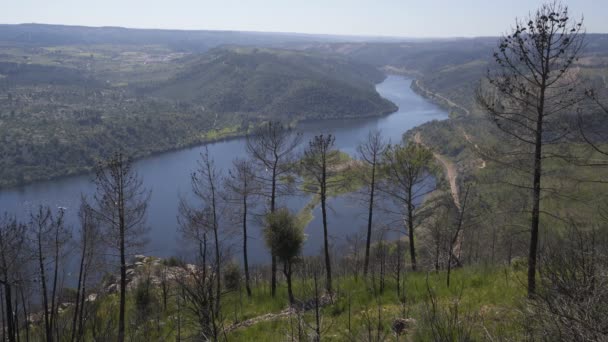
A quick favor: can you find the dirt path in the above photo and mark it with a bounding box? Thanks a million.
[226,294,334,333]
[461,129,486,169]
[413,80,470,116]
[414,132,461,210]
[225,307,296,333]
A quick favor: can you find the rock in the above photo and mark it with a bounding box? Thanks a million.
[126,268,136,280]
[134,254,146,262]
[106,283,118,294]
[86,293,97,302]
[392,318,416,336]
[143,256,156,264]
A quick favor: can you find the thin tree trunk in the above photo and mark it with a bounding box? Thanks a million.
[3,284,15,342]
[71,229,87,342]
[313,272,321,342]
[270,163,277,298]
[37,231,52,342]
[285,262,294,305]
[1,285,6,342]
[243,194,252,297]
[528,47,549,297]
[49,227,60,340]
[528,116,543,297]
[19,286,29,342]
[77,268,88,341]
[118,173,126,342]
[210,185,221,317]
[407,191,417,271]
[364,162,376,277]
[13,293,19,342]
[321,183,332,294]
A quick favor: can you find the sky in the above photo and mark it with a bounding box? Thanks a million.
[3,0,608,38]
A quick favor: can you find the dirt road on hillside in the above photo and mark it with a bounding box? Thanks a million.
[414,132,461,210]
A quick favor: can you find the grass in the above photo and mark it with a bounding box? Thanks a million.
[224,266,526,340]
[24,254,527,341]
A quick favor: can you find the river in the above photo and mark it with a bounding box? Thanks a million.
[0,75,448,265]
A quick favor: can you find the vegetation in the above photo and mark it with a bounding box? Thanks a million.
[2,1,608,341]
[263,208,305,305]
[0,43,395,188]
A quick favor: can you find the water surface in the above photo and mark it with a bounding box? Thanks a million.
[0,76,448,264]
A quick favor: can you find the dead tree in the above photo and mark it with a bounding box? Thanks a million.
[29,206,70,342]
[246,121,302,297]
[223,158,259,297]
[477,2,585,296]
[357,130,388,277]
[176,261,221,341]
[0,215,27,342]
[91,152,150,342]
[190,147,223,316]
[71,199,101,342]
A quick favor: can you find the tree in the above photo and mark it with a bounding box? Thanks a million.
[381,143,433,271]
[224,158,259,297]
[264,208,305,304]
[357,130,388,277]
[477,2,585,296]
[175,262,221,341]
[246,121,302,297]
[71,199,102,342]
[91,152,150,342]
[301,134,342,293]
[29,206,70,342]
[526,224,608,341]
[190,147,223,316]
[0,215,27,342]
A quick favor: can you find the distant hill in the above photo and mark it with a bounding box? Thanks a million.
[143,47,395,120]
[0,23,402,52]
[0,39,396,187]
[304,35,608,116]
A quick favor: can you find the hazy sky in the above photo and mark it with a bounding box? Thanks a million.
[3,0,607,37]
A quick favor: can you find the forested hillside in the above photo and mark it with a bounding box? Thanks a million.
[0,36,395,187]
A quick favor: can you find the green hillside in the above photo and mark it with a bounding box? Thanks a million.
[0,45,395,187]
[143,47,395,120]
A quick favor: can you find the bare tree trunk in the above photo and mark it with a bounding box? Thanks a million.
[321,180,332,294]
[364,163,376,277]
[118,174,126,342]
[71,224,87,342]
[3,285,14,342]
[49,223,61,340]
[1,286,5,342]
[284,262,294,305]
[528,116,544,297]
[313,271,321,342]
[19,286,29,342]
[270,163,277,298]
[407,195,417,272]
[243,195,252,297]
[37,229,52,342]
